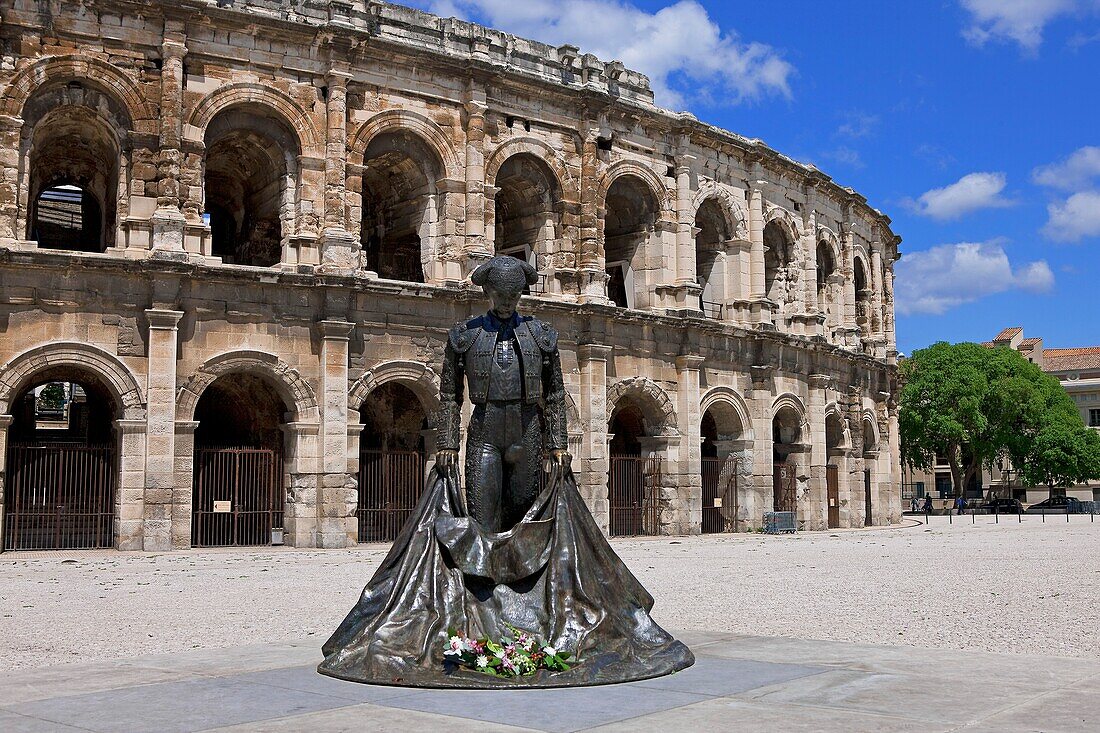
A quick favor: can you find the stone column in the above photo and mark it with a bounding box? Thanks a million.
[747,183,765,300]
[283,421,321,547]
[675,355,704,533]
[884,263,897,357]
[116,419,148,551]
[807,373,830,531]
[577,121,609,303]
[143,308,183,550]
[0,415,11,547]
[319,69,359,271]
[318,320,356,548]
[870,245,885,339]
[802,198,819,314]
[172,420,198,548]
[886,396,902,524]
[577,344,611,528]
[463,89,491,274]
[748,365,774,529]
[0,115,22,241]
[151,24,188,255]
[672,153,701,311]
[840,221,858,346]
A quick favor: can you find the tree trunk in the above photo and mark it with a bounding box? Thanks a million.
[947,447,965,499]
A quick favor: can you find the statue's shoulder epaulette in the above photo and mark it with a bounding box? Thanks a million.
[448,317,483,353]
[523,317,558,352]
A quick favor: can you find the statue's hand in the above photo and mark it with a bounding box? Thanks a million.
[549,450,571,469]
[435,450,459,470]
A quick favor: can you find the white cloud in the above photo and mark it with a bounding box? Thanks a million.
[905,172,1015,220]
[1041,190,1100,241]
[820,146,864,169]
[959,0,1095,51]
[1031,146,1100,190]
[895,240,1053,315]
[419,0,793,109]
[835,111,879,139]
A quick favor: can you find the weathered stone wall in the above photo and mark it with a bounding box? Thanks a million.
[0,0,901,550]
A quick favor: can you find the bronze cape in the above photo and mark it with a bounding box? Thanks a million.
[317,463,694,688]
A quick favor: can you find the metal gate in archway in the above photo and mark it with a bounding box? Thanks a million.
[702,455,740,534]
[192,447,284,547]
[773,462,796,514]
[357,449,426,543]
[2,443,115,551]
[608,455,662,537]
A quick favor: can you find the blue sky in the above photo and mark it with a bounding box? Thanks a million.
[409,0,1100,354]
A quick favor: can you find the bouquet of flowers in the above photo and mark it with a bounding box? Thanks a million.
[442,624,572,677]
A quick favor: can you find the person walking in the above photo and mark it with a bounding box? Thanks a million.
[923,495,933,516]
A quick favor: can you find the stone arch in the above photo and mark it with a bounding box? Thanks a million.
[700,386,754,442]
[0,342,144,419]
[597,160,674,222]
[771,393,809,433]
[816,226,841,264]
[0,55,155,125]
[861,409,879,453]
[764,205,802,241]
[348,110,460,179]
[824,403,851,451]
[187,83,321,154]
[606,377,678,436]
[690,182,749,241]
[486,137,577,197]
[348,360,440,415]
[176,350,319,422]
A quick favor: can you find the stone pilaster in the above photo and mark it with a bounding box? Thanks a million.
[807,373,830,531]
[748,365,774,527]
[747,181,765,300]
[143,308,183,550]
[577,120,610,303]
[802,194,819,315]
[0,415,11,548]
[116,418,148,551]
[151,25,188,255]
[577,343,611,527]
[840,219,859,346]
[172,420,198,548]
[319,69,359,272]
[318,319,355,547]
[675,354,705,533]
[283,421,321,547]
[463,86,490,270]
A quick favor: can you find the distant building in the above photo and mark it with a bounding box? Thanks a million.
[903,327,1100,505]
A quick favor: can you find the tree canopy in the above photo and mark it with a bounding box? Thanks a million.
[899,341,1100,496]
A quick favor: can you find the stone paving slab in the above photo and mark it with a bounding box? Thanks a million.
[4,633,1098,732]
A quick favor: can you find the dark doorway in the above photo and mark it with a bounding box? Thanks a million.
[864,469,873,526]
[357,383,428,543]
[3,374,117,551]
[608,403,660,536]
[192,373,287,547]
[827,464,840,529]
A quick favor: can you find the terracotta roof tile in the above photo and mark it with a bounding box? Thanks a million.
[1043,347,1100,371]
[1019,338,1041,348]
[993,326,1023,342]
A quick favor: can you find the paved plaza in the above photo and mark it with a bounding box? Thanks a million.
[2,631,1097,732]
[2,519,1098,731]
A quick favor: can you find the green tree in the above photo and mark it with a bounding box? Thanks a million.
[36,382,66,411]
[900,341,1100,497]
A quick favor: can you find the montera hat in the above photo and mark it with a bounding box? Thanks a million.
[470,256,538,295]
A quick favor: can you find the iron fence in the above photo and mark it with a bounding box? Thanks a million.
[192,447,284,547]
[357,449,426,543]
[608,455,663,537]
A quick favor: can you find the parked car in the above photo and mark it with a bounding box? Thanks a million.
[1024,496,1085,514]
[984,497,1023,514]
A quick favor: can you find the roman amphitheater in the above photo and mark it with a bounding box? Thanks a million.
[0,0,901,552]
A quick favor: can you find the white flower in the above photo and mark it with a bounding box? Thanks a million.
[542,645,557,656]
[476,655,489,668]
[448,635,463,650]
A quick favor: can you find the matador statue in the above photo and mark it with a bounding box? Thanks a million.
[436,257,568,532]
[319,256,693,688]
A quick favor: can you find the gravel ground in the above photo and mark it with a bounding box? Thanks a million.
[2,516,1098,670]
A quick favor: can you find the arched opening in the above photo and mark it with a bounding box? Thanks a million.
[361,131,442,283]
[192,373,288,546]
[25,107,120,252]
[817,241,837,321]
[357,383,428,543]
[700,401,747,533]
[493,153,560,293]
[604,175,658,309]
[608,399,661,536]
[825,410,847,529]
[772,405,803,514]
[695,198,729,317]
[763,220,796,306]
[855,258,872,338]
[862,417,877,526]
[204,106,299,267]
[3,369,118,550]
